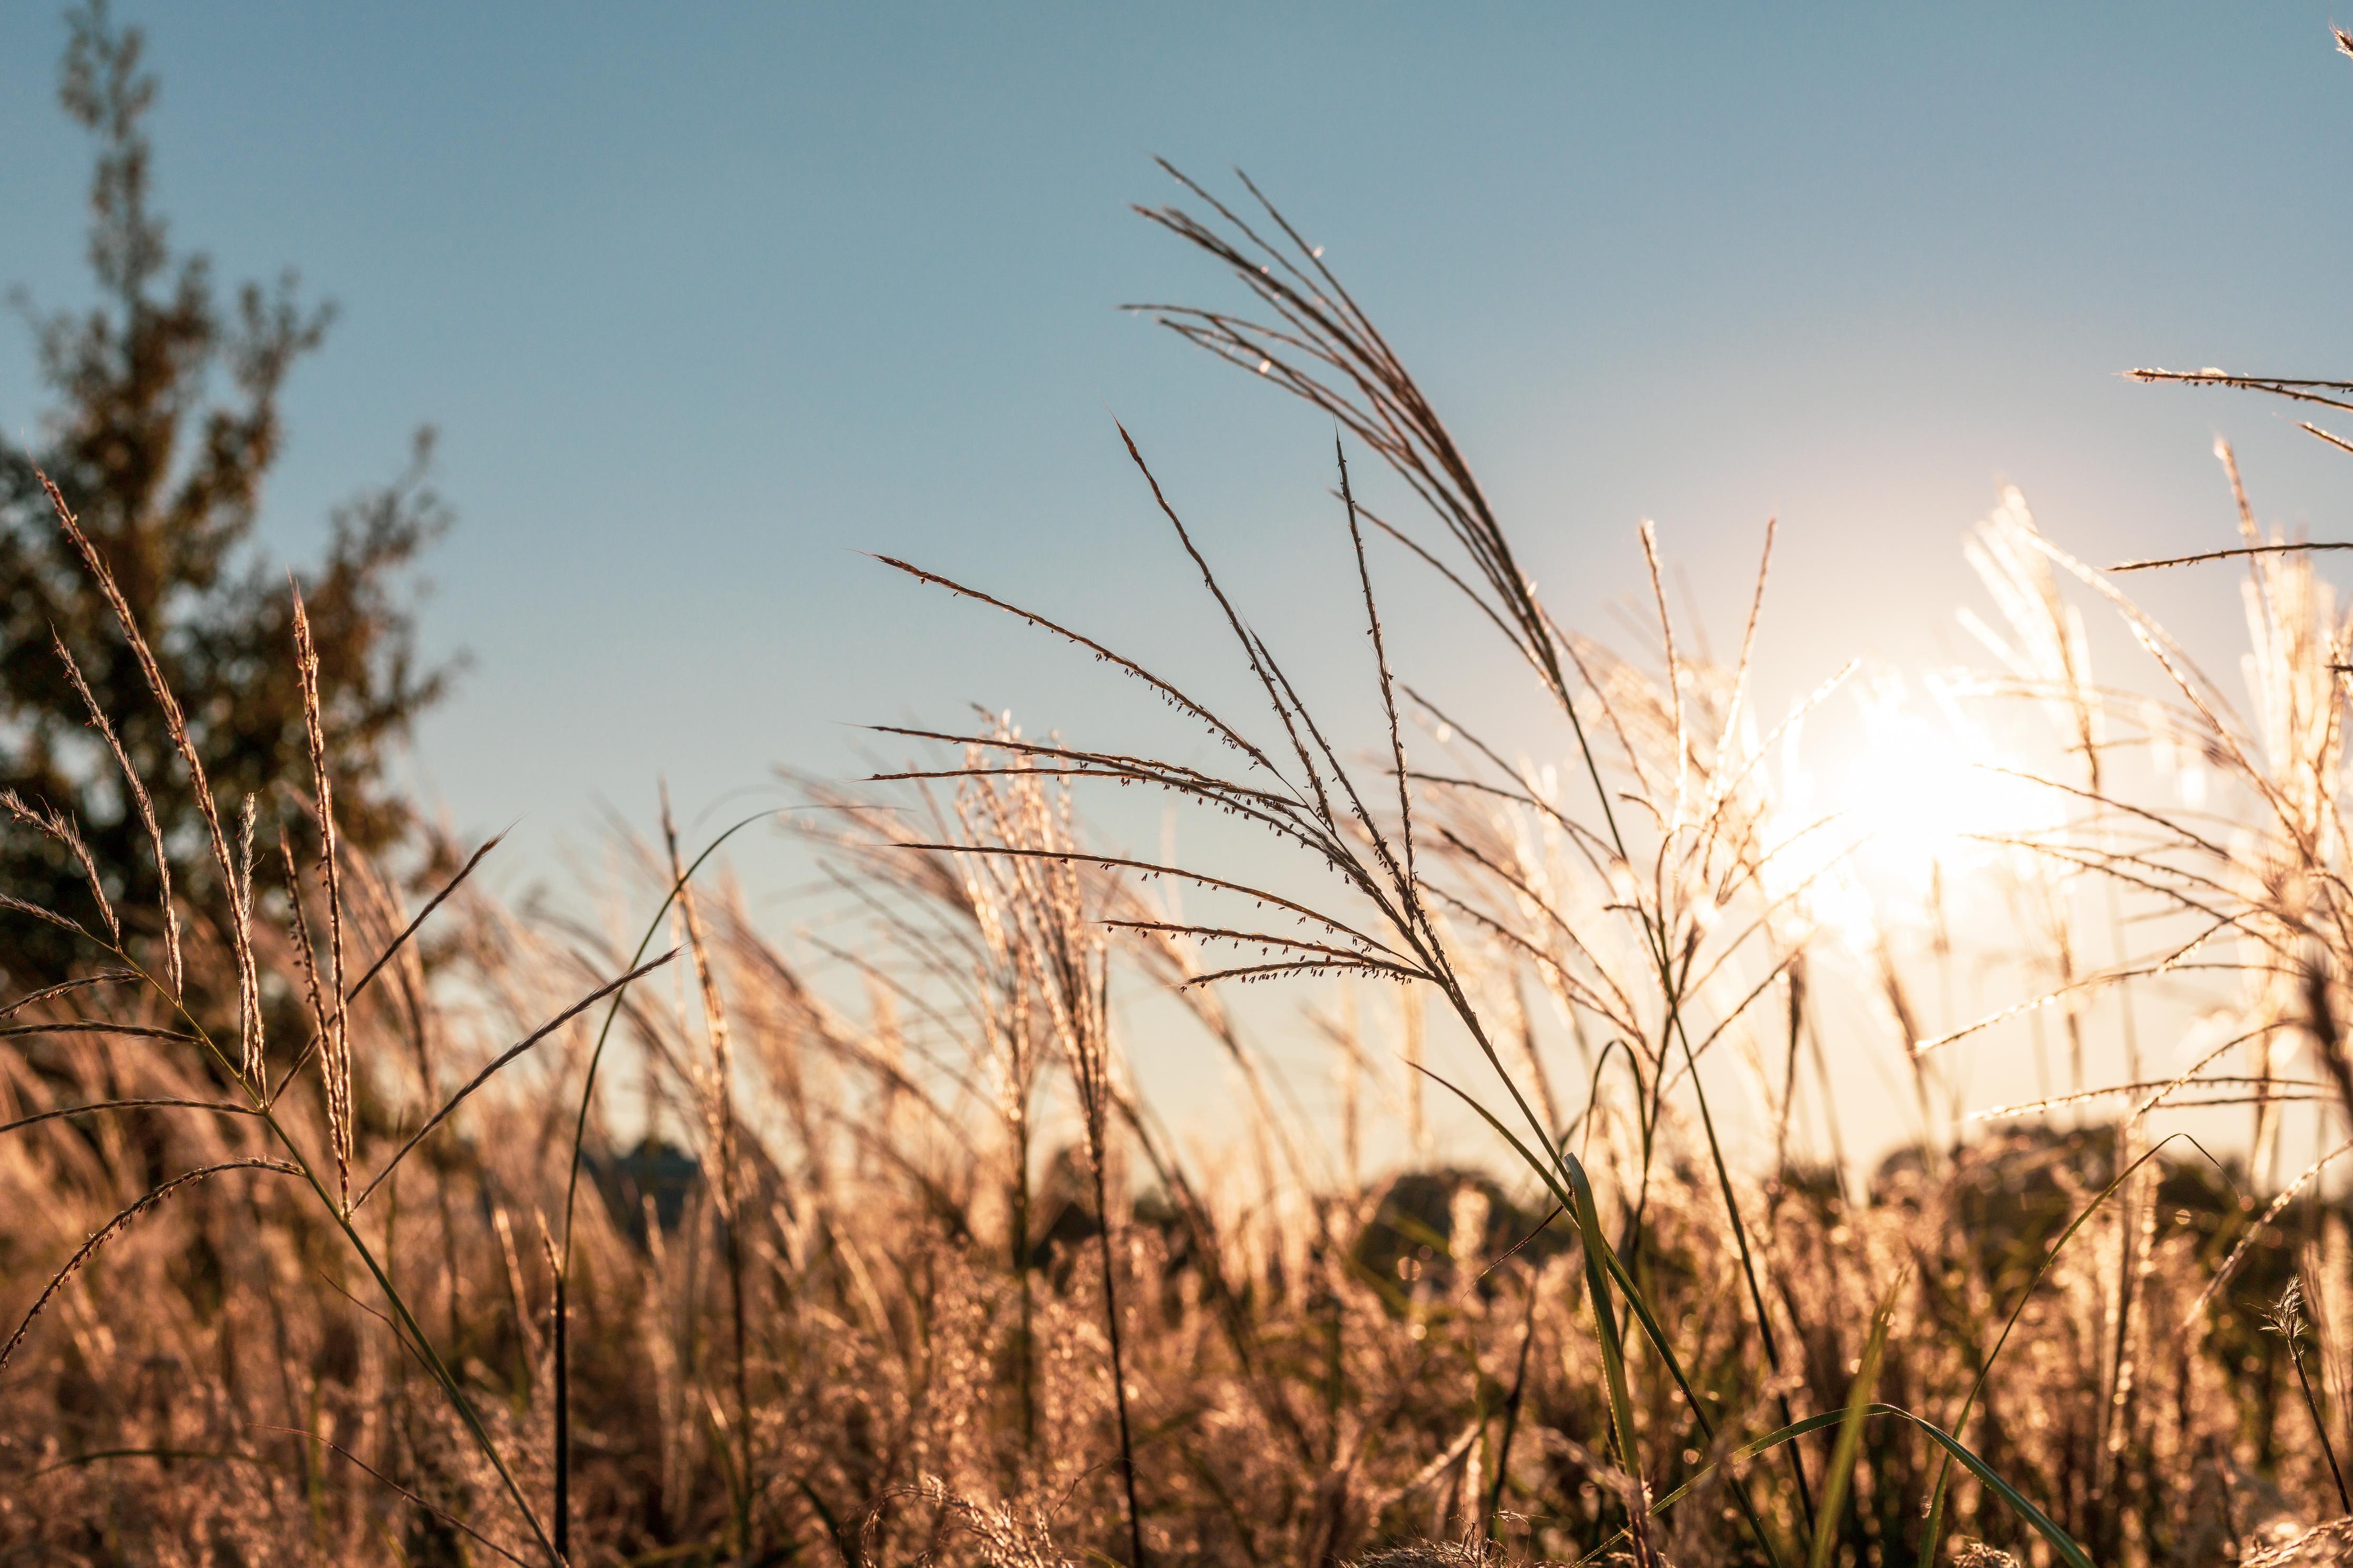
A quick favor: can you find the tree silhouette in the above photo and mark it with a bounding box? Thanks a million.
[1,1,456,993]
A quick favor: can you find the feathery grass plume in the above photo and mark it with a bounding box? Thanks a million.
[659,781,755,1559]
[290,586,349,1130]
[50,632,175,987]
[2267,1277,2352,1513]
[992,757,1145,1563]
[1134,170,1848,1532]
[44,473,256,1071]
[1963,483,2173,1529]
[2104,331,2353,1197]
[0,1157,300,1374]
[944,750,1058,1460]
[1918,457,2353,1343]
[0,787,118,946]
[232,794,264,1076]
[279,822,349,1206]
[830,745,1342,1497]
[1961,487,2108,1095]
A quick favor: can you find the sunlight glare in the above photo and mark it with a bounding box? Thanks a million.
[1765,675,2059,947]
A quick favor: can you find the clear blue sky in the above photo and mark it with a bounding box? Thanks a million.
[4,2,2351,901]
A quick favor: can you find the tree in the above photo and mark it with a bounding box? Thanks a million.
[1,0,454,992]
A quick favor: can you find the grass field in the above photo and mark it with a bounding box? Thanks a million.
[7,163,2353,1568]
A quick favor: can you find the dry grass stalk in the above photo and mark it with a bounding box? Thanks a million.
[291,586,351,1191]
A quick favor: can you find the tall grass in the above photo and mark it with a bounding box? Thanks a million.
[8,150,2353,1568]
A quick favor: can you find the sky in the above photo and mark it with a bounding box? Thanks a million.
[5,4,2353,1167]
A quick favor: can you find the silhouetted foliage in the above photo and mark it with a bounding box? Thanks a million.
[1352,1167,1563,1304]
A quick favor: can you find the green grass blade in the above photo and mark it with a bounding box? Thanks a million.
[1415,1060,1784,1568]
[1563,1152,1641,1480]
[1649,1411,1847,1513]
[1648,1402,2094,1568]
[1809,1271,1901,1568]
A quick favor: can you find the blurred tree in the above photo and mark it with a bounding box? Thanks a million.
[0,0,455,991]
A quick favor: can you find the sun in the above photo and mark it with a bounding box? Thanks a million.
[1844,712,2032,885]
[1765,676,2058,944]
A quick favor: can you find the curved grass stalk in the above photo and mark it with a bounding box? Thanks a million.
[552,806,787,1561]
